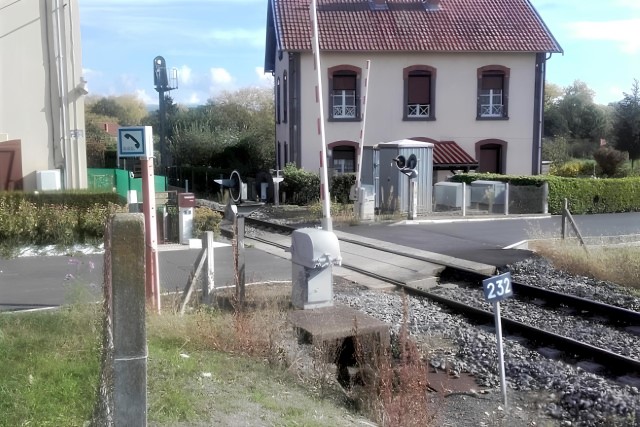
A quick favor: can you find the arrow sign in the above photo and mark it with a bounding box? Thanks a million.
[118,126,152,158]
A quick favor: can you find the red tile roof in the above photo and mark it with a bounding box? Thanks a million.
[273,0,562,53]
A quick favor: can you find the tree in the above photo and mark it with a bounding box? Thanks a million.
[612,79,640,168]
[86,95,148,125]
[169,87,275,175]
[557,80,607,141]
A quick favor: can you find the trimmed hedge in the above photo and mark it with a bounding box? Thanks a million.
[450,173,640,215]
[281,164,357,206]
[0,191,126,248]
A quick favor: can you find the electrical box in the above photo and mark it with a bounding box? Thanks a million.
[36,170,61,191]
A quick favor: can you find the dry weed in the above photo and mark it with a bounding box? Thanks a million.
[353,293,438,427]
[532,240,640,289]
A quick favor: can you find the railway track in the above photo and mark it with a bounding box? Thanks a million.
[236,215,640,377]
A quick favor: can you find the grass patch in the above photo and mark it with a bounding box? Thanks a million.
[146,286,370,426]
[0,305,101,427]
[0,283,439,426]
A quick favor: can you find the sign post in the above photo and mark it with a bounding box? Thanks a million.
[118,126,161,313]
[482,271,513,407]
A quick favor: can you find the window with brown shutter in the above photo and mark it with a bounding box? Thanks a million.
[477,66,510,120]
[403,65,436,121]
[329,67,360,120]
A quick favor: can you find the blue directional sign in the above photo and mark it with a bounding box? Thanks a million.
[482,271,513,303]
[118,126,153,158]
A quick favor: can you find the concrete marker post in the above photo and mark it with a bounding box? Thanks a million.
[235,215,246,307]
[111,213,147,426]
[203,231,214,303]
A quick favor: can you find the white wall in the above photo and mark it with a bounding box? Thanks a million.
[0,0,87,190]
[295,51,538,175]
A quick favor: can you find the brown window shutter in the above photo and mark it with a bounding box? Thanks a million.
[481,74,503,90]
[333,74,356,90]
[407,74,429,104]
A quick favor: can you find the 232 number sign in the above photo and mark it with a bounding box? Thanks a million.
[482,272,513,303]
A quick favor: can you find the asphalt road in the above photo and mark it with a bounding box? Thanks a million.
[342,212,640,264]
[2,212,639,311]
[0,245,291,311]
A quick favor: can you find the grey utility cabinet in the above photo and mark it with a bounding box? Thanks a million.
[289,228,342,310]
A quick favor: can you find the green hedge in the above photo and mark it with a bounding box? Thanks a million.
[0,191,126,248]
[450,173,640,215]
[281,164,357,206]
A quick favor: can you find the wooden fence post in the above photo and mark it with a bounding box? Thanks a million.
[111,213,147,426]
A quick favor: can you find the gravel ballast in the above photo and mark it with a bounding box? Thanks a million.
[333,256,640,427]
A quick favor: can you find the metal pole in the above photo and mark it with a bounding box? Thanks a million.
[408,179,417,220]
[504,182,509,216]
[159,90,167,173]
[494,301,508,407]
[561,198,568,240]
[235,215,246,307]
[462,183,467,217]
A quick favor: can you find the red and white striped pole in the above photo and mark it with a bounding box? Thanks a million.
[310,0,332,231]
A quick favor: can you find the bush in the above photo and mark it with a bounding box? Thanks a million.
[193,207,222,238]
[593,146,628,177]
[281,163,320,205]
[0,191,126,249]
[542,137,571,165]
[330,173,356,204]
[550,160,596,177]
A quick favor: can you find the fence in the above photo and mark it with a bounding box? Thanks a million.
[87,168,167,200]
[432,182,548,216]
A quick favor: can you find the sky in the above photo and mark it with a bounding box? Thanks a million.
[79,0,640,107]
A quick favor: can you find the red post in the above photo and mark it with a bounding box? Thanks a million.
[141,158,160,312]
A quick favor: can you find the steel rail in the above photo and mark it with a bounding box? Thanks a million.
[241,215,640,327]
[243,227,640,376]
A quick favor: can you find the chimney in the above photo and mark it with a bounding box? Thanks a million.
[423,0,441,10]
[369,0,388,10]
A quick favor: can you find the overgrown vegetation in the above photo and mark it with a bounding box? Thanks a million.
[543,79,640,179]
[192,206,222,238]
[531,241,640,291]
[352,296,437,426]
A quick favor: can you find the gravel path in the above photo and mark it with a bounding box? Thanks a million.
[333,257,640,426]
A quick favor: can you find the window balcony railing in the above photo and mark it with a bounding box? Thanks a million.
[332,105,356,118]
[407,103,430,118]
[480,104,503,117]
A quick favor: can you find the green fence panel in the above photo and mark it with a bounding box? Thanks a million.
[88,168,167,200]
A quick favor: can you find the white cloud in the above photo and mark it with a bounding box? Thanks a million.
[210,68,233,86]
[135,89,157,105]
[188,92,201,105]
[607,85,625,100]
[254,67,273,87]
[202,29,265,48]
[614,0,640,9]
[179,65,193,86]
[567,19,640,53]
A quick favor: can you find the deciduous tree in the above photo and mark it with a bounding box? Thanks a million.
[612,79,640,168]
